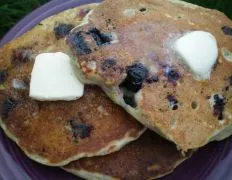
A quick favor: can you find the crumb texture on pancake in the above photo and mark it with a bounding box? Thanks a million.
[0,3,145,166]
[64,131,190,180]
[68,0,232,151]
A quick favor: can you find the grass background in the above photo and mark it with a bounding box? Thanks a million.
[0,0,232,38]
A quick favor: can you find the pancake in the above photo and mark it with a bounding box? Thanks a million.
[0,4,145,166]
[67,0,232,151]
[64,130,190,180]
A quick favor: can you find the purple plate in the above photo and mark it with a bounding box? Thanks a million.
[0,0,232,180]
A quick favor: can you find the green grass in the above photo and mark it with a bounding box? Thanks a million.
[184,0,232,19]
[0,0,48,37]
[0,0,232,38]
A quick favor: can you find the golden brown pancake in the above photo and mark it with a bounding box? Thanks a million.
[67,0,232,151]
[64,130,190,180]
[0,4,145,166]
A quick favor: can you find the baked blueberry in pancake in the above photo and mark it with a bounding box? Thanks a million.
[0,3,145,166]
[67,0,232,151]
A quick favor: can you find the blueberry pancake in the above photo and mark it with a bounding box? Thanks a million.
[67,0,232,151]
[64,130,191,180]
[0,4,145,166]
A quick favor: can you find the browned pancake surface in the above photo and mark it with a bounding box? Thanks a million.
[0,4,144,166]
[68,0,232,151]
[64,130,190,180]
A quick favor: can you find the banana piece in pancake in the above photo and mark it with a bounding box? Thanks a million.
[0,4,145,166]
[67,0,232,151]
[64,130,191,180]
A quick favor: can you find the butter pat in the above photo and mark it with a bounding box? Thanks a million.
[175,31,218,80]
[30,52,84,101]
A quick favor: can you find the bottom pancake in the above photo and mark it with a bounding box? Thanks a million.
[0,3,145,166]
[64,130,190,180]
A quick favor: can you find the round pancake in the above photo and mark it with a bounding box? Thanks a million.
[67,0,232,151]
[0,4,145,166]
[64,130,191,180]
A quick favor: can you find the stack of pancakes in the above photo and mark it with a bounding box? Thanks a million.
[0,0,231,179]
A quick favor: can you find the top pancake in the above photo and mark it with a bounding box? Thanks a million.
[67,0,232,151]
[0,3,144,166]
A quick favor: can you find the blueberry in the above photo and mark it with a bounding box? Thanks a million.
[213,94,226,120]
[119,63,149,107]
[166,70,180,82]
[88,28,112,46]
[120,63,149,92]
[102,58,117,70]
[122,89,137,108]
[69,119,92,139]
[146,75,159,84]
[221,26,232,36]
[67,28,113,54]
[0,71,7,84]
[163,65,180,82]
[167,95,178,110]
[168,70,180,81]
[172,105,178,110]
[167,95,178,103]
[12,48,32,65]
[54,23,74,39]
[1,98,18,118]
[67,32,92,55]
[139,8,147,12]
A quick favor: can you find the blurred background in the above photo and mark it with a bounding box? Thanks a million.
[0,0,232,38]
